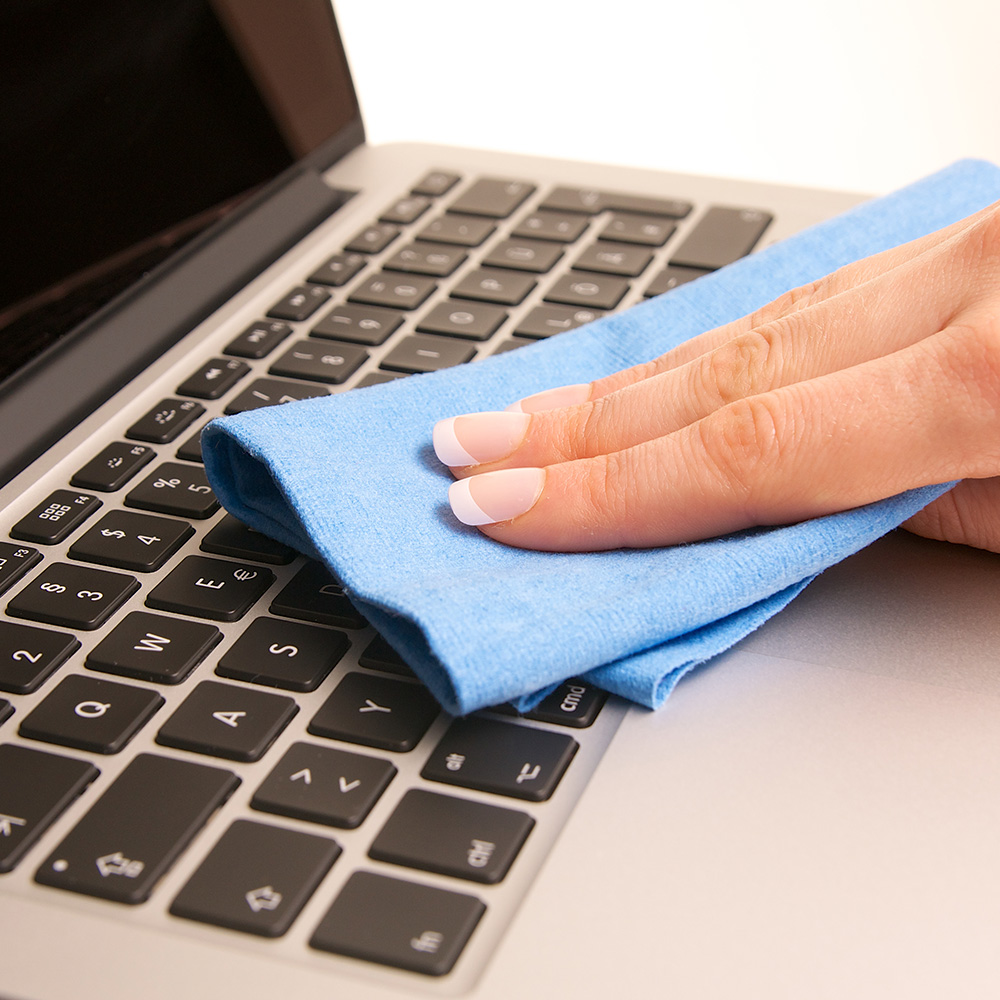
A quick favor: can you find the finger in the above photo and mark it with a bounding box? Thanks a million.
[511,206,991,415]
[436,243,979,477]
[448,323,1000,551]
[904,477,1000,553]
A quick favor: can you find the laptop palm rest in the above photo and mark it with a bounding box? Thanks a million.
[736,529,1000,695]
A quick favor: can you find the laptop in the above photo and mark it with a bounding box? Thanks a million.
[3,3,1000,998]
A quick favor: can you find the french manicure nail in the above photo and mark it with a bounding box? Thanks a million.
[433,411,529,467]
[448,467,546,526]
[505,382,590,413]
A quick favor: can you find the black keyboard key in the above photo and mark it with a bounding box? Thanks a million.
[491,337,533,354]
[35,752,239,903]
[670,206,772,270]
[422,717,577,802]
[126,399,204,445]
[523,678,607,728]
[384,241,467,277]
[0,542,41,596]
[19,673,163,754]
[0,621,80,694]
[69,510,193,571]
[71,443,155,492]
[358,633,415,677]
[448,178,534,218]
[86,611,222,684]
[216,617,349,692]
[310,303,403,346]
[411,170,461,197]
[10,490,102,544]
[539,186,691,218]
[348,273,436,311]
[156,679,298,762]
[307,672,439,753]
[0,699,10,725]
[269,561,367,629]
[124,463,219,519]
[251,741,396,829]
[483,238,564,273]
[224,378,330,414]
[370,789,533,885]
[512,210,589,243]
[170,819,340,937]
[176,358,250,399]
[380,334,476,374]
[200,514,296,564]
[416,301,507,341]
[514,304,603,339]
[417,214,495,247]
[451,268,536,306]
[146,556,274,622]
[0,744,98,874]
[544,272,629,310]
[266,285,331,322]
[310,871,485,976]
[573,241,653,277]
[8,563,139,630]
[175,431,204,463]
[379,194,432,225]
[225,320,293,359]
[343,223,400,254]
[644,264,711,297]
[600,212,676,246]
[307,252,367,287]
[356,372,404,388]
[268,339,368,384]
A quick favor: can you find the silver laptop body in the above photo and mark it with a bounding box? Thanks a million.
[2,5,998,999]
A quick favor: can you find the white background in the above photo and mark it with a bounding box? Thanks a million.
[333,0,1000,196]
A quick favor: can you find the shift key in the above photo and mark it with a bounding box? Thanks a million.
[35,753,239,903]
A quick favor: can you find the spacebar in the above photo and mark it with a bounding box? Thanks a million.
[35,753,239,904]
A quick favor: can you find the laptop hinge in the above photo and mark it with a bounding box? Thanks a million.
[0,167,348,487]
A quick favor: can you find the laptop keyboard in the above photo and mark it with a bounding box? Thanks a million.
[0,168,771,981]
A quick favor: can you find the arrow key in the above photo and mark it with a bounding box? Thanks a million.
[252,741,396,829]
[170,819,340,937]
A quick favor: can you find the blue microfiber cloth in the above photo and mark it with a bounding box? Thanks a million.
[203,159,1000,715]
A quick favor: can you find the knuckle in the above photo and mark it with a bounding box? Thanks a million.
[698,395,787,507]
[555,399,614,462]
[748,277,825,327]
[698,328,781,407]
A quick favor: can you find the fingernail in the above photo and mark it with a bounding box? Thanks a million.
[506,382,591,413]
[433,411,529,467]
[448,467,546,526]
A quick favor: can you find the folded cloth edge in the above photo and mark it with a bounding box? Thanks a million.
[204,159,999,714]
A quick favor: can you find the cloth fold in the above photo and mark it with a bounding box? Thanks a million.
[203,159,1000,715]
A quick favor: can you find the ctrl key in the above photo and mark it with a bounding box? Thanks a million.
[310,871,485,976]
[35,753,239,903]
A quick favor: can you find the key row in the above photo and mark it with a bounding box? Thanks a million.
[3,745,500,974]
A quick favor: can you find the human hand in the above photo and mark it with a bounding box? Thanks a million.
[432,203,1000,553]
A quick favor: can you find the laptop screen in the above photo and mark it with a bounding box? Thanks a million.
[1,0,360,387]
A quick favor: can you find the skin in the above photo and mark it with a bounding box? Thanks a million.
[440,202,1000,553]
